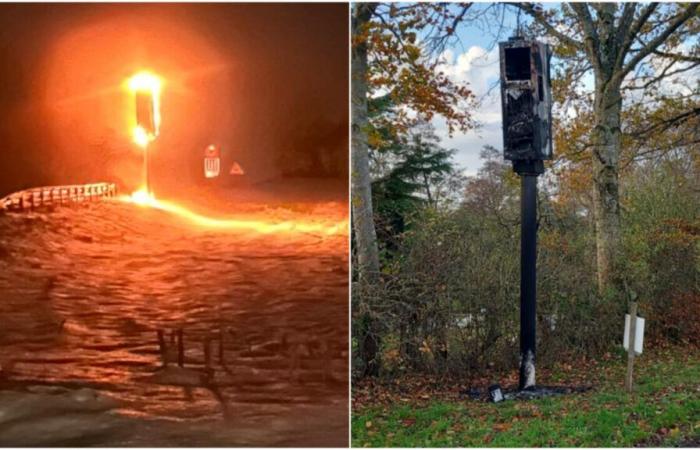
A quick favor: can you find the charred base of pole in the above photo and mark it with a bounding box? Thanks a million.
[462,385,593,403]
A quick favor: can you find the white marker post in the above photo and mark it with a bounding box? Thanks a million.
[623,302,645,392]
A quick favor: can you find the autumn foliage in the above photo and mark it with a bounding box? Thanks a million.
[352,146,699,379]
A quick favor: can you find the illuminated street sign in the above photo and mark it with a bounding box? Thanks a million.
[204,144,221,178]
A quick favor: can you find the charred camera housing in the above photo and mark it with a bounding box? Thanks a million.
[499,37,553,174]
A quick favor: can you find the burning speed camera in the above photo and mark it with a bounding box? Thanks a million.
[135,92,156,136]
[128,72,161,147]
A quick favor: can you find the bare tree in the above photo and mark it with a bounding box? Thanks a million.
[520,2,699,294]
[352,3,381,280]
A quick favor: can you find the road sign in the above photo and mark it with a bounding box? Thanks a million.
[204,145,221,178]
[623,313,645,355]
[229,161,244,175]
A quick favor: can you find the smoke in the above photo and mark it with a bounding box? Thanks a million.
[0,3,348,197]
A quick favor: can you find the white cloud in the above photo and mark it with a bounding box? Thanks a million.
[433,45,503,174]
[438,46,500,98]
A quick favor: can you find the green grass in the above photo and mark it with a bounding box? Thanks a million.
[352,352,700,447]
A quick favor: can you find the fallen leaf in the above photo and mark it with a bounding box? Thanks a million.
[401,418,416,427]
[493,423,512,432]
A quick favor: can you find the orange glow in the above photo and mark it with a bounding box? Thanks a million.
[128,188,156,205]
[128,71,162,94]
[40,14,238,190]
[128,71,162,147]
[133,125,150,148]
[120,189,346,236]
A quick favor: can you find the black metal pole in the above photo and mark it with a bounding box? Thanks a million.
[519,173,537,390]
[144,143,150,194]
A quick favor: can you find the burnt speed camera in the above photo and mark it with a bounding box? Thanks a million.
[499,36,552,175]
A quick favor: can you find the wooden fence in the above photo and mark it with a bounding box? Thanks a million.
[0,183,118,212]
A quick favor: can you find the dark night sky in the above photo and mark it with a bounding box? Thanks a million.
[0,3,348,197]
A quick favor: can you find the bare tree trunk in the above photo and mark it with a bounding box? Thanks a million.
[352,3,381,377]
[582,2,624,296]
[422,172,434,207]
[521,1,698,301]
[591,73,623,295]
[351,4,380,278]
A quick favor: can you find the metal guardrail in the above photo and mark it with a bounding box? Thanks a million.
[0,182,117,212]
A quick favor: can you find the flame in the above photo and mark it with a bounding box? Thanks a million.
[133,125,150,148]
[120,72,345,237]
[128,71,162,146]
[128,72,162,94]
[120,189,346,236]
[129,188,156,206]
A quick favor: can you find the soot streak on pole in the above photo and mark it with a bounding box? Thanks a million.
[520,174,537,390]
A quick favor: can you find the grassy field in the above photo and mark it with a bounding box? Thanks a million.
[352,349,700,447]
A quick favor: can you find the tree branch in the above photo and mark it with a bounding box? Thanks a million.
[621,58,699,91]
[616,3,637,44]
[518,3,583,50]
[616,2,658,71]
[652,50,700,64]
[619,4,699,78]
[570,3,602,73]
[633,107,700,137]
[427,4,474,55]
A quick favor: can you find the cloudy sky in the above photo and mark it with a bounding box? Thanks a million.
[430,3,698,176]
[435,44,502,176]
[429,4,518,176]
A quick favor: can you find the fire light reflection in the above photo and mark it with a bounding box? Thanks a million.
[120,189,347,236]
